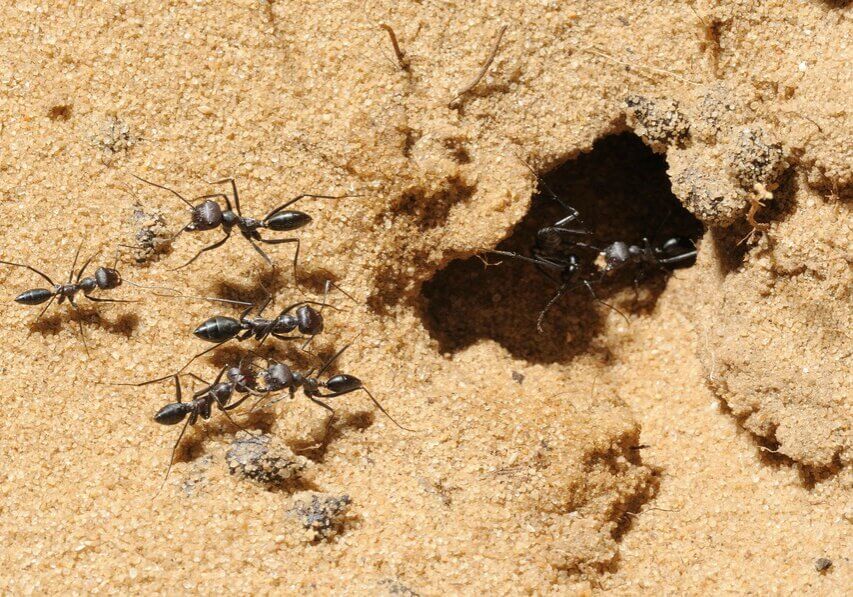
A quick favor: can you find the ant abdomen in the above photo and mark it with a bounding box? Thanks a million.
[154,402,191,425]
[657,237,697,267]
[15,288,53,305]
[264,211,311,231]
[194,316,241,343]
[325,374,361,393]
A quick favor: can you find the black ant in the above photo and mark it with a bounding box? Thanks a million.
[0,243,134,353]
[118,358,264,492]
[485,248,623,332]
[142,280,348,384]
[132,174,351,272]
[252,345,415,432]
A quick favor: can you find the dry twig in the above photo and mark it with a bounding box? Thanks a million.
[449,24,508,107]
[380,23,409,71]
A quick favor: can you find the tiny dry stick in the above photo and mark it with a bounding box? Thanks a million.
[582,46,700,86]
[380,23,409,71]
[450,24,508,106]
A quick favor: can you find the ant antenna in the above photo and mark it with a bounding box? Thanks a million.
[131,174,195,209]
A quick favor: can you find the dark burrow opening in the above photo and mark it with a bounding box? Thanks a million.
[421,133,704,364]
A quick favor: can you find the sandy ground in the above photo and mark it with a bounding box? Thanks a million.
[0,1,850,594]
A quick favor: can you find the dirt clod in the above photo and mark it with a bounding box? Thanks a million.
[288,492,352,541]
[728,127,787,189]
[93,116,138,164]
[226,432,310,486]
[127,206,170,263]
[624,95,691,153]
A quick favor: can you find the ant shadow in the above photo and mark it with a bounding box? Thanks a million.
[209,264,347,308]
[421,133,703,365]
[28,306,140,340]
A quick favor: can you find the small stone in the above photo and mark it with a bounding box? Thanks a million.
[288,491,351,541]
[814,557,832,573]
[226,433,310,486]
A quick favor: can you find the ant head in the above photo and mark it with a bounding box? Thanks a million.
[535,227,563,253]
[603,241,631,270]
[264,210,312,232]
[227,365,254,390]
[264,362,294,390]
[296,305,323,335]
[154,402,190,425]
[94,266,122,290]
[189,200,223,231]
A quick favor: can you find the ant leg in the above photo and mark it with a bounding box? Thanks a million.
[317,343,351,377]
[323,279,358,304]
[583,280,629,325]
[306,394,338,437]
[32,293,57,324]
[156,417,192,497]
[67,241,84,284]
[170,231,231,271]
[256,236,299,276]
[76,251,100,283]
[68,298,91,357]
[256,387,295,412]
[265,194,352,219]
[206,178,241,216]
[243,235,273,267]
[84,295,138,304]
[315,386,415,432]
[0,260,56,286]
[216,403,256,437]
[180,341,229,375]
[536,282,573,333]
[131,174,195,209]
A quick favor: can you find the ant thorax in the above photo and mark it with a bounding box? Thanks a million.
[222,210,240,228]
[239,216,261,230]
[210,383,234,406]
[55,284,79,298]
[273,314,299,334]
[297,373,315,393]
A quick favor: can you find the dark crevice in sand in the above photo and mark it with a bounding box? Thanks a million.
[421,133,703,364]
